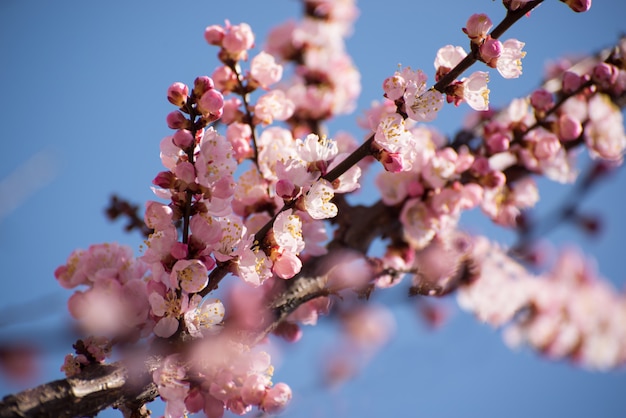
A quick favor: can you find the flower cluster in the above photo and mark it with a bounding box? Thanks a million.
[458,238,626,371]
[154,344,291,418]
[265,0,361,131]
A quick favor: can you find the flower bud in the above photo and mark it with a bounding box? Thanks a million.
[166,111,188,130]
[153,171,176,189]
[592,62,619,91]
[479,37,502,67]
[197,89,224,116]
[167,82,188,107]
[463,13,492,44]
[530,88,554,112]
[204,24,225,45]
[557,114,583,141]
[486,133,510,153]
[560,0,591,13]
[172,129,194,149]
[193,76,215,98]
[562,71,584,94]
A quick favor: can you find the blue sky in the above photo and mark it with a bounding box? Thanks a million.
[1,1,625,417]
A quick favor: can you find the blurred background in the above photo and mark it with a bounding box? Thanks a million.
[1,0,625,416]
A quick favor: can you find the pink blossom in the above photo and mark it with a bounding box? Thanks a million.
[296,133,339,164]
[457,237,533,326]
[241,374,270,406]
[496,39,526,79]
[434,45,467,76]
[225,122,253,162]
[172,161,195,185]
[141,225,178,264]
[586,93,626,162]
[153,355,189,418]
[222,22,255,60]
[400,199,437,250]
[463,13,493,44]
[236,246,273,286]
[327,153,362,193]
[196,128,237,190]
[171,259,208,294]
[273,210,305,254]
[184,297,225,338]
[250,51,283,88]
[462,71,490,111]
[303,179,338,219]
[403,69,444,122]
[256,127,297,180]
[254,90,295,125]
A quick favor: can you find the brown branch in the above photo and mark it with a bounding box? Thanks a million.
[0,358,160,418]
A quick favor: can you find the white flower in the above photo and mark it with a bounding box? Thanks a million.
[463,71,490,111]
[497,39,526,79]
[303,179,338,219]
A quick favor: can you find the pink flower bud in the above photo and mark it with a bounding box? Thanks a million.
[261,383,292,414]
[212,65,238,93]
[558,114,583,141]
[197,89,224,116]
[487,133,510,153]
[153,171,176,189]
[222,22,255,56]
[272,251,302,279]
[463,13,493,44]
[144,201,173,230]
[479,37,502,66]
[167,82,188,107]
[276,179,297,199]
[204,24,225,45]
[534,132,561,160]
[166,111,188,130]
[173,129,194,149]
[592,62,619,90]
[472,156,491,175]
[483,170,506,188]
[562,71,583,94]
[382,73,406,101]
[560,0,591,13]
[193,76,215,98]
[530,88,554,112]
